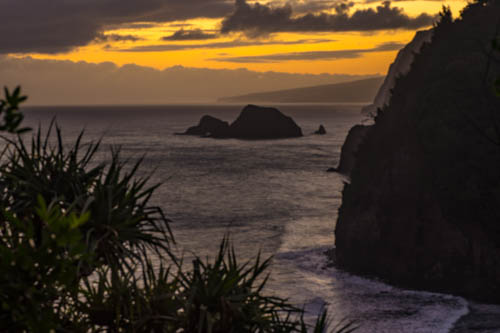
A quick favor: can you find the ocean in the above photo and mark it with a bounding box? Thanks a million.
[21,104,500,333]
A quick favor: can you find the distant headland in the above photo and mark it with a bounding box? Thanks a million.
[218,77,384,104]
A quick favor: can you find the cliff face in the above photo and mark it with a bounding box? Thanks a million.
[335,1,500,303]
[334,125,371,176]
[361,29,433,116]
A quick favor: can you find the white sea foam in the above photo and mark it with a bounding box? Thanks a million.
[275,215,470,333]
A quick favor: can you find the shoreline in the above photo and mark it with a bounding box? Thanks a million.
[325,248,500,332]
[450,302,500,333]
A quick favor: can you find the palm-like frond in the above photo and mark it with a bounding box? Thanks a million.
[0,122,174,273]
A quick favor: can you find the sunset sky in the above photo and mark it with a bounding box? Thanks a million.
[0,0,469,104]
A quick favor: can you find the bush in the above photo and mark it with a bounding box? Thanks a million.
[79,238,357,332]
[0,196,91,332]
[0,122,174,275]
[0,87,30,134]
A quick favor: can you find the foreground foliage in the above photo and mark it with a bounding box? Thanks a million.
[0,123,173,275]
[0,197,91,331]
[80,239,357,333]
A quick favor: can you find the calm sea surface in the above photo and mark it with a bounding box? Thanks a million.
[20,104,488,332]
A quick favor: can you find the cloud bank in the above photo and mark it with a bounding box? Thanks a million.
[211,41,405,62]
[0,56,379,104]
[95,34,144,43]
[0,0,436,54]
[221,0,435,36]
[163,29,219,41]
[0,0,233,54]
[119,38,335,52]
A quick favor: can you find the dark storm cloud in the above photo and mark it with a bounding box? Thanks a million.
[0,0,233,54]
[221,0,435,36]
[119,38,335,52]
[0,0,434,54]
[163,29,218,41]
[210,41,404,62]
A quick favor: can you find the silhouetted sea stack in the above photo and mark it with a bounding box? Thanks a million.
[182,115,230,137]
[335,1,500,303]
[230,105,302,139]
[180,105,303,139]
[314,125,326,135]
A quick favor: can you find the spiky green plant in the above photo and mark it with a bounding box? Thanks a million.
[175,238,357,333]
[0,196,91,332]
[0,86,31,134]
[78,260,181,331]
[0,122,174,273]
[176,238,299,333]
[78,237,357,333]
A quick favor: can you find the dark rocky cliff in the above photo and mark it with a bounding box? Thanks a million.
[361,29,433,116]
[183,115,231,137]
[334,125,371,176]
[335,0,500,303]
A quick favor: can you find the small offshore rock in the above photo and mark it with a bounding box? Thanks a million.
[314,125,327,135]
